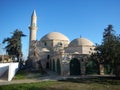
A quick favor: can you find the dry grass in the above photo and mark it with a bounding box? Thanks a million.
[0,77,120,90]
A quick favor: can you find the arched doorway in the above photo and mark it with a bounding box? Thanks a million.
[57,59,61,74]
[46,55,50,69]
[53,59,55,71]
[46,62,49,69]
[70,58,80,75]
[49,59,52,70]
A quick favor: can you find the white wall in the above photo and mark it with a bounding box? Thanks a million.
[8,63,19,81]
[0,63,9,77]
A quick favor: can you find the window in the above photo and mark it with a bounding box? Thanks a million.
[47,55,50,59]
[44,42,47,46]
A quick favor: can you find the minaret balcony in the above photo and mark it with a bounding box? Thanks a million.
[29,26,38,30]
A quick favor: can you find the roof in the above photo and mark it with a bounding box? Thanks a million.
[69,38,94,47]
[40,32,70,41]
[32,10,36,16]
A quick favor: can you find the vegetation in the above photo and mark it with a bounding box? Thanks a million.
[13,69,45,80]
[86,60,99,75]
[0,78,120,90]
[89,25,120,77]
[13,70,28,79]
[2,29,26,62]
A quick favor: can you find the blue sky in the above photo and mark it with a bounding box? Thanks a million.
[0,0,120,59]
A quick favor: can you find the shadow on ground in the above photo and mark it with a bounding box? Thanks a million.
[58,77,120,85]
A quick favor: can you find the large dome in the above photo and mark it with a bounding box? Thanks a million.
[69,38,94,47]
[40,32,70,41]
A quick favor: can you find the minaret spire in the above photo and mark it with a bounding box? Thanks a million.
[32,10,36,16]
[30,10,37,27]
[29,10,38,41]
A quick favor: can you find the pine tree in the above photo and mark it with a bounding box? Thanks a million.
[90,25,120,77]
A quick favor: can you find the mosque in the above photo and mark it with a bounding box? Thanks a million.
[28,10,95,76]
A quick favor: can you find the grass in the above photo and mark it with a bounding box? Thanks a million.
[13,70,28,79]
[0,77,120,90]
[13,69,45,80]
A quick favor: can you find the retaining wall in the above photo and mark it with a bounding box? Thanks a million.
[0,62,19,81]
[8,63,19,81]
[0,63,9,77]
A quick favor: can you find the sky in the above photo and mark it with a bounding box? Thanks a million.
[0,0,120,59]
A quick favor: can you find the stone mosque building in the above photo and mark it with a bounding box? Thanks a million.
[28,10,95,76]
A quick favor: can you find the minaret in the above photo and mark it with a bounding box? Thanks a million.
[28,10,38,56]
[29,10,38,42]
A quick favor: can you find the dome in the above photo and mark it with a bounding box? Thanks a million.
[40,32,70,41]
[41,48,50,52]
[69,38,94,47]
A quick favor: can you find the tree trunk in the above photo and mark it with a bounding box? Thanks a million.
[100,64,104,75]
[115,64,120,78]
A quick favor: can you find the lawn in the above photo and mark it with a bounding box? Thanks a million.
[0,77,120,90]
[13,70,45,80]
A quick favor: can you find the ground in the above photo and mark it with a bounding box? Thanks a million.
[0,70,120,90]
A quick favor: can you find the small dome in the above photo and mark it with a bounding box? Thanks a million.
[41,48,50,52]
[40,32,70,41]
[69,38,94,47]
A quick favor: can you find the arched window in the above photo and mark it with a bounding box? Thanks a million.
[53,59,55,71]
[44,42,47,46]
[47,55,50,60]
[57,59,61,74]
